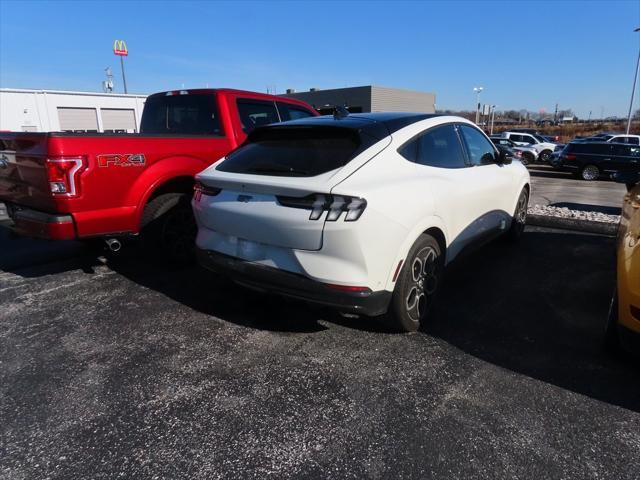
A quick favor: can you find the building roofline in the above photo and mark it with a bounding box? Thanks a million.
[281,85,436,96]
[0,88,148,98]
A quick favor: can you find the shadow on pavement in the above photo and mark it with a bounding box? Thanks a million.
[111,227,640,412]
[108,256,332,334]
[430,229,640,412]
[0,224,100,276]
[3,220,639,412]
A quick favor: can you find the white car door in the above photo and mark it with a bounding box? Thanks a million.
[457,124,517,237]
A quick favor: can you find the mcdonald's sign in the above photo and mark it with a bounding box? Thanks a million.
[113,40,128,57]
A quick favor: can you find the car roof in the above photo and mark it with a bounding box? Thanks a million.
[266,112,443,138]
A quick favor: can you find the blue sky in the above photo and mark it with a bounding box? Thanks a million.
[1,0,638,118]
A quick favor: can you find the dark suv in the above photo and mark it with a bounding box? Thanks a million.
[553,142,640,180]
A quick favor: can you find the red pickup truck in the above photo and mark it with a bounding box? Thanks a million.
[0,88,317,260]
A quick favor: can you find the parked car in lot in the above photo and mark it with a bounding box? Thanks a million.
[552,141,640,180]
[579,133,640,145]
[0,89,317,260]
[193,113,530,332]
[606,172,640,354]
[499,131,558,163]
[490,136,538,164]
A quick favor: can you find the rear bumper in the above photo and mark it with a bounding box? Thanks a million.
[196,247,392,316]
[4,203,76,240]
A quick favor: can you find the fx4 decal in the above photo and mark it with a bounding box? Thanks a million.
[97,153,146,167]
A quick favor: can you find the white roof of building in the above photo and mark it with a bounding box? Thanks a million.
[0,88,147,99]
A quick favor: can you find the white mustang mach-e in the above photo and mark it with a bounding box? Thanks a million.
[193,112,530,331]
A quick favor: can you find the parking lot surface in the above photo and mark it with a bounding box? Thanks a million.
[529,165,627,213]
[1,224,639,479]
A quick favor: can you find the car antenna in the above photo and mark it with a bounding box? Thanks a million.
[333,105,349,120]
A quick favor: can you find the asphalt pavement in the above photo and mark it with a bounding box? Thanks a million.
[529,165,627,214]
[1,223,639,480]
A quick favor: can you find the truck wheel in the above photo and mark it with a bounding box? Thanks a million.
[140,193,196,265]
[382,234,444,332]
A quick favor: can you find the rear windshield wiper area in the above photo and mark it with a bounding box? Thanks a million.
[246,165,309,176]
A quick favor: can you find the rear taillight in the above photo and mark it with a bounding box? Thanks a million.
[277,193,367,222]
[193,181,221,201]
[46,157,85,196]
[563,154,577,161]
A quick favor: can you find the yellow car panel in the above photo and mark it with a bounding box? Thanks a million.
[616,182,640,339]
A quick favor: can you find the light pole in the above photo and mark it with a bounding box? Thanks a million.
[473,87,484,124]
[625,27,640,134]
[490,105,497,135]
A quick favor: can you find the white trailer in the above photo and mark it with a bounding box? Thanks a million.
[0,88,147,133]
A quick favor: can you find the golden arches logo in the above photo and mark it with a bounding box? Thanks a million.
[113,40,128,56]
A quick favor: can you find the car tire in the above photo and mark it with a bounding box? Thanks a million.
[604,291,621,353]
[580,164,600,181]
[539,150,552,163]
[523,152,535,165]
[507,188,529,241]
[383,233,444,332]
[140,193,197,265]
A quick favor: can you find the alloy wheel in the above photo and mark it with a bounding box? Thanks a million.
[513,191,528,234]
[405,246,439,323]
[582,165,599,181]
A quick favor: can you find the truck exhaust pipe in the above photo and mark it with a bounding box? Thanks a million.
[105,238,122,252]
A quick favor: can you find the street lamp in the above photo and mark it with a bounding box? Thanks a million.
[473,86,484,124]
[626,27,640,134]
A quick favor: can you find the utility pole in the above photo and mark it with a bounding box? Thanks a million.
[626,27,640,134]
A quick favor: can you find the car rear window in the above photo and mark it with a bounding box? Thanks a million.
[140,94,223,135]
[216,126,369,177]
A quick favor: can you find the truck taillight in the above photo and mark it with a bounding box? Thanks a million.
[46,157,85,196]
[277,193,367,222]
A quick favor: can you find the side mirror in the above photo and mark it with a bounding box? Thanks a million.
[611,171,639,192]
[497,149,512,165]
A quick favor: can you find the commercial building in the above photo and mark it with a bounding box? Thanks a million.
[280,85,436,114]
[0,88,147,133]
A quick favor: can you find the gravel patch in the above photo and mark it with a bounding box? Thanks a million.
[528,204,620,224]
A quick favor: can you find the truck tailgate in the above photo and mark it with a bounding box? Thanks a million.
[0,133,56,212]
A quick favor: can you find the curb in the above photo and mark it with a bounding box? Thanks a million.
[527,214,618,236]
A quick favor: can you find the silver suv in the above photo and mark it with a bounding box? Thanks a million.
[500,131,558,163]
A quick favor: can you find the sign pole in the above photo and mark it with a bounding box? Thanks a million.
[120,55,128,94]
[113,39,129,94]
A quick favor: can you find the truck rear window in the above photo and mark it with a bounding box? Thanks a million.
[140,94,223,135]
[216,126,366,177]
